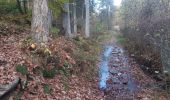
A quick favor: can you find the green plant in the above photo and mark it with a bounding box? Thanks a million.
[95,32,115,42]
[58,61,71,76]
[13,91,23,100]
[33,66,43,75]
[25,36,32,43]
[16,64,28,75]
[63,60,70,68]
[50,27,60,37]
[0,1,19,14]
[61,76,70,91]
[73,36,84,42]
[43,68,56,78]
[116,35,126,44]
[43,84,51,94]
[71,37,100,79]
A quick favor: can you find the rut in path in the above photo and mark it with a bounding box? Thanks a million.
[99,42,158,100]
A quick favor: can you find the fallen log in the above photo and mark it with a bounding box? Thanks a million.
[0,77,20,98]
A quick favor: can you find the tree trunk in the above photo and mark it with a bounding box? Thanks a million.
[23,0,27,14]
[31,0,49,44]
[27,0,30,9]
[63,3,72,37]
[16,0,24,14]
[85,0,90,37]
[107,6,111,30]
[73,2,77,35]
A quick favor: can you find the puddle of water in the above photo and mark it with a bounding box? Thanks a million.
[99,46,113,89]
[99,45,138,95]
[103,46,113,58]
[128,76,137,93]
[99,61,109,88]
[99,44,141,99]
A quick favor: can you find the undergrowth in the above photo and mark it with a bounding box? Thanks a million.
[95,31,116,43]
[72,36,100,79]
[116,34,126,44]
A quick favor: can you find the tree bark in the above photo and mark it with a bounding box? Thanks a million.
[63,3,72,37]
[107,6,111,30]
[73,2,77,35]
[85,0,90,37]
[31,0,49,44]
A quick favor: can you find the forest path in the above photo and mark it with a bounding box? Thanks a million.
[98,32,166,100]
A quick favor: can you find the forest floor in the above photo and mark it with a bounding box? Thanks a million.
[0,22,105,100]
[0,21,170,100]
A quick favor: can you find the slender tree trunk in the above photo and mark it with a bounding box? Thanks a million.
[27,0,30,9]
[73,2,77,35]
[85,0,90,37]
[23,0,27,14]
[16,0,24,14]
[31,0,49,44]
[63,3,72,37]
[20,0,24,9]
[108,6,111,30]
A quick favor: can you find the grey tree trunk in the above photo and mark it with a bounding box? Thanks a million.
[63,3,72,37]
[20,0,24,8]
[73,2,77,35]
[85,0,90,37]
[27,0,30,9]
[108,6,111,30]
[31,0,49,44]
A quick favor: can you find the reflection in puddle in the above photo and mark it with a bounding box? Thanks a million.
[99,46,113,89]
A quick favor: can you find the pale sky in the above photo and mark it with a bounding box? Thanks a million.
[114,0,122,6]
[95,0,122,13]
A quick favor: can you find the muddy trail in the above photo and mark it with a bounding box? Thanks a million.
[99,37,169,100]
